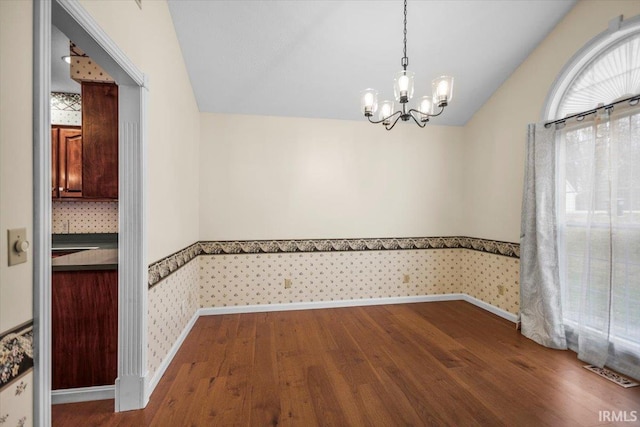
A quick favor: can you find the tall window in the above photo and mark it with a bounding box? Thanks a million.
[554,30,640,375]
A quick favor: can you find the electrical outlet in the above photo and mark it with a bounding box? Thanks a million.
[284,278,292,289]
[403,274,410,283]
[497,285,505,295]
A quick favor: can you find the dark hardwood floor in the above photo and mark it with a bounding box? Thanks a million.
[52,301,640,426]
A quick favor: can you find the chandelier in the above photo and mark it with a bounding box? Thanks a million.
[361,0,454,130]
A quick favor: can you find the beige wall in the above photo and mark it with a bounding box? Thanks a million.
[0,2,33,423]
[200,114,465,240]
[78,0,201,264]
[462,0,640,243]
[0,0,33,333]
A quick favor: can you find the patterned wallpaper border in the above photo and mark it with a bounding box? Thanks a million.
[148,237,519,288]
[0,321,34,391]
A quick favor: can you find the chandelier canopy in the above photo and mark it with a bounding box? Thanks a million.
[361,0,454,130]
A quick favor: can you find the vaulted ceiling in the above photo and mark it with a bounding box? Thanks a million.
[167,0,576,126]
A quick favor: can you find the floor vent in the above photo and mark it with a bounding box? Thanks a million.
[583,365,639,388]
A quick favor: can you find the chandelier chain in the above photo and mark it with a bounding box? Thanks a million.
[402,0,408,70]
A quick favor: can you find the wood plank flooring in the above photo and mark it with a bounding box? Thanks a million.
[52,301,640,426]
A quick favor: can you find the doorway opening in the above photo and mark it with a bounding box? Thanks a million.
[34,0,148,424]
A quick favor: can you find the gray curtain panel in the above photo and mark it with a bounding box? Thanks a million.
[520,123,567,349]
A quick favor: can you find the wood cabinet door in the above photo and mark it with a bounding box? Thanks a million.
[59,128,83,198]
[82,82,118,199]
[52,128,59,198]
[52,270,118,389]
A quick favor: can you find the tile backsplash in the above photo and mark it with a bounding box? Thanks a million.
[52,200,118,234]
[51,92,81,126]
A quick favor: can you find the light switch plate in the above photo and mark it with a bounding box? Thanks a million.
[8,228,28,266]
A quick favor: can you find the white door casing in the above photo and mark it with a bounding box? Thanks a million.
[33,0,148,423]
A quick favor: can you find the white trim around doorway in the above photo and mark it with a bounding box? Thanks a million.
[33,0,148,423]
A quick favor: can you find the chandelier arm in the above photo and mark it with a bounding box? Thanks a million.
[428,105,446,118]
[384,114,403,131]
[407,105,446,119]
[367,110,402,125]
[407,112,427,128]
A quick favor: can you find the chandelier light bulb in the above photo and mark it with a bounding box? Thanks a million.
[379,101,394,125]
[399,75,409,92]
[394,71,414,103]
[418,96,433,122]
[360,89,379,116]
[365,92,374,106]
[432,75,454,107]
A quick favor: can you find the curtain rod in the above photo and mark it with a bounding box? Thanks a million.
[544,94,640,128]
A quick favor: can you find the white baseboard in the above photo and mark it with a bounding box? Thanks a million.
[197,294,518,323]
[462,295,519,323]
[145,309,200,402]
[51,385,115,405]
[198,294,467,316]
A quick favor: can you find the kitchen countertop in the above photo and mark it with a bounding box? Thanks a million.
[52,233,118,249]
[52,233,118,271]
[52,248,118,271]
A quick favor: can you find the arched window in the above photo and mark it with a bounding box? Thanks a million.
[544,15,640,120]
[545,15,640,381]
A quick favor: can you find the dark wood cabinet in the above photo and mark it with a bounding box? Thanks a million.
[82,82,118,199]
[52,126,83,198]
[51,82,118,201]
[52,269,118,389]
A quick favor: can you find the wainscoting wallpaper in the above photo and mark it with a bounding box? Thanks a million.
[148,258,199,383]
[0,372,32,427]
[148,237,519,287]
[462,250,520,314]
[0,322,33,427]
[52,201,118,234]
[199,250,463,307]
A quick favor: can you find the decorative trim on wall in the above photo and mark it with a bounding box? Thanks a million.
[148,243,201,288]
[199,236,519,256]
[147,237,519,288]
[0,321,34,391]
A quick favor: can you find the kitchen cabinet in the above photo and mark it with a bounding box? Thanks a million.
[52,268,118,389]
[82,82,118,199]
[51,126,83,198]
[50,82,118,201]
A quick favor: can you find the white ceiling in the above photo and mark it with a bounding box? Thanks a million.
[169,1,576,126]
[51,25,81,94]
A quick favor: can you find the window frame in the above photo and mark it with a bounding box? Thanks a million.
[543,15,640,122]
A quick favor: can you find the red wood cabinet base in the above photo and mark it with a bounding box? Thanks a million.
[52,270,117,389]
